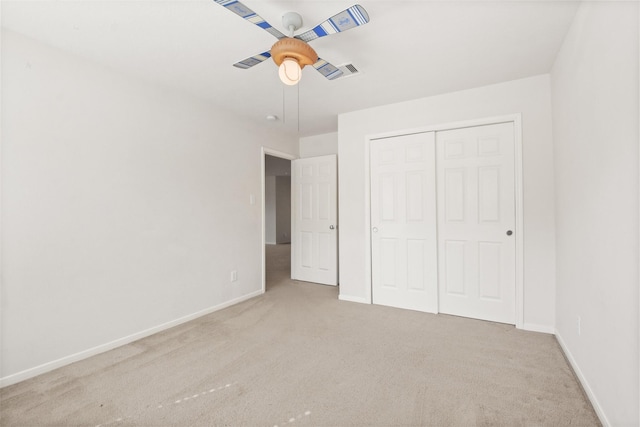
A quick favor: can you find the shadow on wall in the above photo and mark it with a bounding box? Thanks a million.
[265,155,291,245]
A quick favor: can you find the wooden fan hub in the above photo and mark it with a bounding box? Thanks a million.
[271,38,318,68]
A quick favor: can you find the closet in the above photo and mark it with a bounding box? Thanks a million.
[370,122,516,324]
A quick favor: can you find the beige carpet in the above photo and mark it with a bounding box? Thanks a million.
[1,243,600,426]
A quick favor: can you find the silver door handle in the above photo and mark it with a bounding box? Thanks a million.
[372,227,378,233]
[329,225,335,230]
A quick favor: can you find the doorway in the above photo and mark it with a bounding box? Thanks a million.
[264,155,291,290]
[263,153,293,291]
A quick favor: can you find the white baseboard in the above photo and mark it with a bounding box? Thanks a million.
[522,322,555,334]
[338,294,370,304]
[0,290,264,388]
[555,331,610,427]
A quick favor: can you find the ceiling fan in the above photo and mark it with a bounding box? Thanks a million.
[214,1,370,85]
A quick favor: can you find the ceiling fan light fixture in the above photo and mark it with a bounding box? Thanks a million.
[279,58,301,85]
[216,2,371,83]
[271,37,318,86]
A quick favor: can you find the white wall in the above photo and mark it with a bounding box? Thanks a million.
[264,156,291,244]
[551,2,639,425]
[0,30,298,385]
[299,132,338,158]
[265,155,292,176]
[264,176,291,244]
[338,75,556,331]
[275,176,291,244]
[265,176,277,244]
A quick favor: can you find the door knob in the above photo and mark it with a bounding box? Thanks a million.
[506,230,513,236]
[372,227,378,233]
[329,225,335,230]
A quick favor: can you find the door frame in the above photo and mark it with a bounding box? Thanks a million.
[364,114,525,329]
[261,147,296,294]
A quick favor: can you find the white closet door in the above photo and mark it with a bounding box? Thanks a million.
[370,132,438,313]
[436,122,516,324]
[292,155,338,286]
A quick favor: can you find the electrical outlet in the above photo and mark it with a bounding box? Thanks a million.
[230,270,238,282]
[577,316,581,336]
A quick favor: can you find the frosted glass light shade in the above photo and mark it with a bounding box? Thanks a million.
[279,58,301,86]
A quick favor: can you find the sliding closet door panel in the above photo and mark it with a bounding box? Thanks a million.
[370,132,437,313]
[436,123,516,324]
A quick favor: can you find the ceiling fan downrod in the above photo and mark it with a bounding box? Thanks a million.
[282,12,303,37]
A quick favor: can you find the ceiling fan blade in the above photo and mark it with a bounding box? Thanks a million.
[313,58,344,81]
[295,5,370,43]
[214,0,286,39]
[233,51,272,69]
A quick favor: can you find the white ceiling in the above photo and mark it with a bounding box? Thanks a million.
[2,0,579,137]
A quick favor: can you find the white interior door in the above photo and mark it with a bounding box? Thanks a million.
[370,132,438,313]
[292,155,338,286]
[436,122,516,324]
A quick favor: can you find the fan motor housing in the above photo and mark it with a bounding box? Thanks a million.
[271,38,318,68]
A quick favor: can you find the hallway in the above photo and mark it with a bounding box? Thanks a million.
[265,243,292,291]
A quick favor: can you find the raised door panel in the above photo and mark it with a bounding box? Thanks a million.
[406,239,427,291]
[478,242,501,300]
[444,240,467,296]
[478,167,501,223]
[380,238,398,289]
[444,168,466,223]
[300,232,313,269]
[406,172,425,222]
[380,173,397,222]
